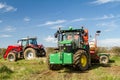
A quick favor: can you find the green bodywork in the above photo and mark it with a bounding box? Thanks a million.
[97,53,110,57]
[50,40,73,64]
[59,40,72,44]
[49,28,86,65]
[50,52,73,64]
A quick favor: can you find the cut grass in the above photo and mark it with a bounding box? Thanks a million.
[0,58,47,80]
[0,56,120,80]
[110,56,120,66]
[0,65,13,79]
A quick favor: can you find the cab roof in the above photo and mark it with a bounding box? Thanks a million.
[57,28,84,33]
[19,37,37,41]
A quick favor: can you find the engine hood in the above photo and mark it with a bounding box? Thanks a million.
[59,40,72,44]
[8,44,21,48]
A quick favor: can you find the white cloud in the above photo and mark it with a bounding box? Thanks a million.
[51,25,65,29]
[98,38,120,47]
[0,34,12,38]
[24,17,31,22]
[0,2,17,13]
[92,0,120,5]
[44,35,57,43]
[71,18,85,22]
[93,14,115,20]
[0,20,2,23]
[96,21,118,32]
[0,3,5,9]
[71,14,119,23]
[4,26,16,32]
[38,20,66,26]
[45,20,66,25]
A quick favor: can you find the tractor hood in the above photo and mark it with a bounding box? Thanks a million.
[4,45,22,59]
[8,45,21,48]
[59,40,72,44]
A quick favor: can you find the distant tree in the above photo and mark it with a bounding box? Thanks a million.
[0,48,6,58]
[96,47,108,53]
[111,47,120,56]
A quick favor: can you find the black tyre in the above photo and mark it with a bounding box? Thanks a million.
[40,49,46,57]
[47,54,61,70]
[24,48,36,60]
[73,50,89,71]
[99,55,109,64]
[7,52,17,62]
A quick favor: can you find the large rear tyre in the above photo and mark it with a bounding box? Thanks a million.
[7,52,17,62]
[47,55,62,70]
[24,48,36,60]
[73,50,89,71]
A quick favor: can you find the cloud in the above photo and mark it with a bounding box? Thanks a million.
[98,38,120,47]
[0,2,17,13]
[71,18,85,22]
[93,14,115,20]
[24,17,31,22]
[44,35,57,43]
[51,25,65,29]
[91,0,120,5]
[96,21,118,32]
[37,14,119,27]
[4,26,16,32]
[0,34,12,38]
[0,20,2,23]
[71,14,119,23]
[38,20,66,26]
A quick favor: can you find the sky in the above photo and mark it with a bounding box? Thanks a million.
[0,0,120,48]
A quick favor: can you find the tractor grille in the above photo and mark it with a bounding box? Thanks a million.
[59,46,72,53]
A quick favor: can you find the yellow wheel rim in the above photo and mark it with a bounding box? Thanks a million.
[80,54,87,67]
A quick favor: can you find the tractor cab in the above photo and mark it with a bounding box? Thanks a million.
[17,37,38,49]
[54,27,86,53]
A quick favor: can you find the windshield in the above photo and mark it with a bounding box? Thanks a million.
[29,39,37,45]
[62,32,80,41]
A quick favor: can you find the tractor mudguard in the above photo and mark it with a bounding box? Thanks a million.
[97,53,110,57]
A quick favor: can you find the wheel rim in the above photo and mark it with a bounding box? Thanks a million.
[80,54,87,67]
[8,54,14,61]
[101,57,107,63]
[27,51,34,59]
[42,52,45,55]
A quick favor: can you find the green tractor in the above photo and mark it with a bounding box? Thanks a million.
[47,27,91,71]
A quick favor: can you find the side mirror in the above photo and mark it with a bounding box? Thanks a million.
[54,32,58,38]
[96,30,101,33]
[17,40,19,43]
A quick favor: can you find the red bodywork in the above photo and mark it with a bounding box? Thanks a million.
[4,44,44,59]
[89,41,99,60]
[4,45,22,59]
[90,50,99,60]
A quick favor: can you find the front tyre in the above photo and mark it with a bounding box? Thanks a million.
[47,54,61,70]
[73,50,89,71]
[24,48,36,60]
[7,52,17,62]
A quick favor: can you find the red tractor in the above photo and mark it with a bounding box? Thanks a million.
[4,37,46,61]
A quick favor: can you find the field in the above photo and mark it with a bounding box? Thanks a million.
[0,55,120,80]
